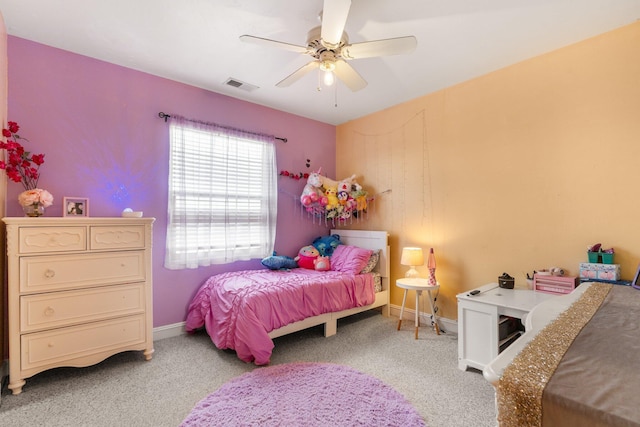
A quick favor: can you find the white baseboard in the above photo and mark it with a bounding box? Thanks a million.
[389,303,457,335]
[150,308,458,343]
[153,321,187,341]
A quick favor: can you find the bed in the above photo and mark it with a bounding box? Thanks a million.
[185,229,390,365]
[483,282,640,427]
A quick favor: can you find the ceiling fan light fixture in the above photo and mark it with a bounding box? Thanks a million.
[323,69,335,86]
[242,0,415,92]
[319,60,336,86]
[319,59,336,72]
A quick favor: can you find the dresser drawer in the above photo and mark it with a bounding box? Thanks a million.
[90,225,146,250]
[20,283,145,332]
[20,251,146,293]
[21,314,146,371]
[18,227,87,254]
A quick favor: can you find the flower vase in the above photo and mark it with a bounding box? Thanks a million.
[23,203,45,217]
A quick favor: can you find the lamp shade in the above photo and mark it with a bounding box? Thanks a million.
[401,247,424,266]
[401,247,424,278]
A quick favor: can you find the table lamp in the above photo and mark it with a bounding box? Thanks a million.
[401,247,424,278]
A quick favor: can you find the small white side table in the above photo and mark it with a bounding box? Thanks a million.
[396,278,440,339]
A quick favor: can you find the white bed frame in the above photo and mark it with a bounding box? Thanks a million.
[268,229,390,339]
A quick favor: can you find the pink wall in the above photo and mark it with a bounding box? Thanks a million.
[7,36,336,327]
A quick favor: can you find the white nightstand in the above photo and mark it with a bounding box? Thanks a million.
[396,277,440,339]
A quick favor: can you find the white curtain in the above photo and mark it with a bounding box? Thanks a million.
[165,115,277,269]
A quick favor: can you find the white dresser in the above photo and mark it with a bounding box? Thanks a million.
[3,217,155,394]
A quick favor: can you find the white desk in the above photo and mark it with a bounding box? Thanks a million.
[396,278,440,339]
[457,283,556,371]
[483,283,591,385]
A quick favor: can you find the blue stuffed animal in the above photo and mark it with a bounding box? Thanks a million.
[261,252,298,270]
[312,234,342,257]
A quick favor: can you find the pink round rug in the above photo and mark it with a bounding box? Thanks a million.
[181,362,426,426]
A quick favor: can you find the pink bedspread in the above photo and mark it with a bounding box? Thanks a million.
[185,268,375,365]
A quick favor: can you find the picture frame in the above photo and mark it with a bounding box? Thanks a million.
[63,197,89,217]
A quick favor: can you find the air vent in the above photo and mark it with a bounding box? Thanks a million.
[224,78,259,92]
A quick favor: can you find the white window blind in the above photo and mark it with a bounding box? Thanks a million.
[165,115,277,269]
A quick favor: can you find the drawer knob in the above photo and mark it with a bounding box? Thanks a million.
[44,306,55,316]
[44,269,56,278]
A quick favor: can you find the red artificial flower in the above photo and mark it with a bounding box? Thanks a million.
[8,121,19,133]
[32,153,45,165]
[0,121,45,190]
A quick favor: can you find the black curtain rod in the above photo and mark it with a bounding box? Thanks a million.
[158,112,287,143]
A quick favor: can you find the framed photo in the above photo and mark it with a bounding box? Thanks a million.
[63,197,89,217]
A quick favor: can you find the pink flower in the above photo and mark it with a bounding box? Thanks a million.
[18,189,53,208]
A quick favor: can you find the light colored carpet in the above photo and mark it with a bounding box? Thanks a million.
[0,310,497,426]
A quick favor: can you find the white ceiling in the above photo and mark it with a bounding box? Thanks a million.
[1,0,639,125]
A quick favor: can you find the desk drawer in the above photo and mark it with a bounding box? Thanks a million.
[21,314,146,371]
[18,227,87,254]
[20,251,146,293]
[20,283,145,332]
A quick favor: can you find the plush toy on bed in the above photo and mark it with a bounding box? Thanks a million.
[312,234,342,257]
[314,256,331,271]
[295,245,320,269]
[261,252,298,270]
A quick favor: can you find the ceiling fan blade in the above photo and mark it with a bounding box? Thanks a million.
[320,0,351,48]
[276,61,320,87]
[240,35,309,54]
[341,36,417,59]
[334,59,367,92]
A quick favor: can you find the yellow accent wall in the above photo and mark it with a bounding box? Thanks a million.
[337,22,640,320]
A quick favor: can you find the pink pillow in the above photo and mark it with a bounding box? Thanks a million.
[330,245,373,274]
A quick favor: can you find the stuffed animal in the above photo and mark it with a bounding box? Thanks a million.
[312,234,342,257]
[295,245,319,269]
[324,185,339,210]
[321,173,356,191]
[261,252,298,270]
[314,256,331,271]
[300,171,324,206]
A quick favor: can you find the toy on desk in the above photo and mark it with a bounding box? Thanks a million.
[498,272,515,289]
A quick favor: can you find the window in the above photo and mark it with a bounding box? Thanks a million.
[165,115,277,269]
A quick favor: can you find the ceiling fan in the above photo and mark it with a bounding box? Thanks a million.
[240,0,417,91]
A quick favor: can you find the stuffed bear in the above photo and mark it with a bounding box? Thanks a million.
[314,256,331,271]
[295,245,319,269]
[312,234,342,257]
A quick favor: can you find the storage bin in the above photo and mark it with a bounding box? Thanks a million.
[587,251,600,263]
[533,274,579,294]
[579,262,620,280]
[601,253,614,264]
